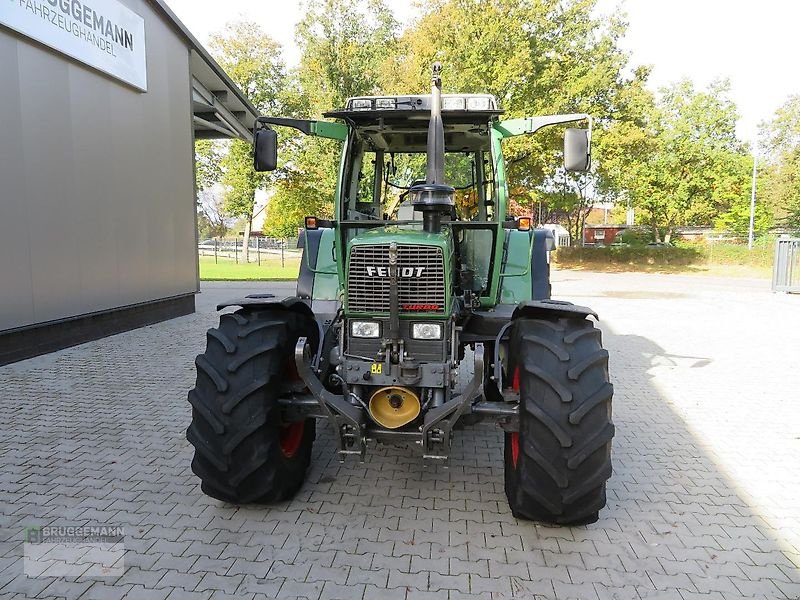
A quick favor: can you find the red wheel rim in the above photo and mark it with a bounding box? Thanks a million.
[510,367,520,469]
[279,421,305,458]
[512,366,520,392]
[510,432,520,469]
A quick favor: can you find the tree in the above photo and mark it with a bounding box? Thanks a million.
[760,95,800,230]
[601,79,749,242]
[195,140,222,193]
[197,189,229,239]
[262,0,398,236]
[195,140,226,239]
[382,0,640,242]
[207,22,288,261]
[713,154,772,237]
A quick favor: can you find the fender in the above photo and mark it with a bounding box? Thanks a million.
[486,300,598,392]
[296,228,323,300]
[531,228,554,301]
[216,295,314,317]
[512,299,597,321]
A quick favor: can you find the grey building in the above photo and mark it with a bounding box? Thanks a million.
[0,0,257,365]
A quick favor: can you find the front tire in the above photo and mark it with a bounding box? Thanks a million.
[186,308,317,504]
[504,317,614,525]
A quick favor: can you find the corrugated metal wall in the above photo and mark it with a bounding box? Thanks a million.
[0,0,197,332]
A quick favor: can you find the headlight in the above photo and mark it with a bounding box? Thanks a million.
[411,323,443,340]
[351,320,380,338]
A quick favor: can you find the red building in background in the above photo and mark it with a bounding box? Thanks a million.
[583,224,628,246]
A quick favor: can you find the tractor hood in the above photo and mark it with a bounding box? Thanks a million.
[348,224,452,250]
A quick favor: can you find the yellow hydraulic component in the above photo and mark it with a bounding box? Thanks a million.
[368,386,421,429]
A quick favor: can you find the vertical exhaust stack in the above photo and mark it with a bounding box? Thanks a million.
[411,62,455,233]
[427,62,446,185]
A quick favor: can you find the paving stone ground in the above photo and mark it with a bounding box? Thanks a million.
[1,272,799,600]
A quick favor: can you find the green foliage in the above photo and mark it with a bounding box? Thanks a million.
[197,3,796,243]
[699,241,773,268]
[713,160,772,237]
[195,140,222,193]
[262,138,339,238]
[617,226,655,246]
[205,22,288,233]
[556,245,701,267]
[208,22,286,114]
[220,139,266,219]
[601,79,751,242]
[261,0,397,235]
[386,0,634,184]
[760,95,800,230]
[295,0,397,113]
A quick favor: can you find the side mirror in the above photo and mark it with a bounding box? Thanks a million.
[564,128,591,172]
[253,128,278,172]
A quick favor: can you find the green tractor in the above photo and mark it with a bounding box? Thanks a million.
[187,64,613,525]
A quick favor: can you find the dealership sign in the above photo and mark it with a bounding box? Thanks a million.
[1,0,147,90]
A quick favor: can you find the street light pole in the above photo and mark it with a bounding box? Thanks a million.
[748,146,758,250]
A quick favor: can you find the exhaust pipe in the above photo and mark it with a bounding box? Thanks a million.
[427,62,446,185]
[412,62,455,234]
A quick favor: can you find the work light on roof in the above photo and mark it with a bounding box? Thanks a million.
[375,98,396,109]
[442,96,466,110]
[345,94,496,112]
[350,98,373,110]
[466,96,492,111]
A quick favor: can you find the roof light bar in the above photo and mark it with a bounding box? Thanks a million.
[344,94,497,112]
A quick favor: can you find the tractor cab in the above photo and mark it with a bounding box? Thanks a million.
[326,93,501,223]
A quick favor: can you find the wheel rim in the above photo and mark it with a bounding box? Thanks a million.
[511,367,520,469]
[510,432,520,469]
[279,421,305,458]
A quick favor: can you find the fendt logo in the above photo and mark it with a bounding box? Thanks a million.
[366,266,426,277]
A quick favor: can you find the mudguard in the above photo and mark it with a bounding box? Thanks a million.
[296,229,323,300]
[512,299,597,321]
[531,228,554,301]
[216,295,315,319]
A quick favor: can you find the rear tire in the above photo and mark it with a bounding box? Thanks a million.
[187,308,318,504]
[504,317,614,525]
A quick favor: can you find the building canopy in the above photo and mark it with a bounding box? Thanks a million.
[151,0,259,140]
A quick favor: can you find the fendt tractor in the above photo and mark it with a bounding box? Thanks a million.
[187,64,614,525]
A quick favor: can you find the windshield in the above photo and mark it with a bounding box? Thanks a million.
[346,147,496,222]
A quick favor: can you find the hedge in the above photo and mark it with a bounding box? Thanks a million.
[555,245,702,267]
[555,242,774,269]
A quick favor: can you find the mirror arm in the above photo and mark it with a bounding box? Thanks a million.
[255,117,348,141]
[495,114,592,140]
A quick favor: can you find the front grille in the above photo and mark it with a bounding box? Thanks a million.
[347,245,446,313]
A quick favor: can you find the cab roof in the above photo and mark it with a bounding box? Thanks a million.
[324,94,503,153]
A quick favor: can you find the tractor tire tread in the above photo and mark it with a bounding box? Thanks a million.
[505,317,614,525]
[187,308,317,504]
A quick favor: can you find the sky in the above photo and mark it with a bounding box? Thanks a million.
[167,0,799,144]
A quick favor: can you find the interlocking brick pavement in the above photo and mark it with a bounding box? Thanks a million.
[1,274,799,599]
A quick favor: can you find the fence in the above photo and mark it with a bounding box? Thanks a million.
[772,237,800,293]
[198,237,300,267]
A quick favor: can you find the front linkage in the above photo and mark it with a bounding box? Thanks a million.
[293,335,488,461]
